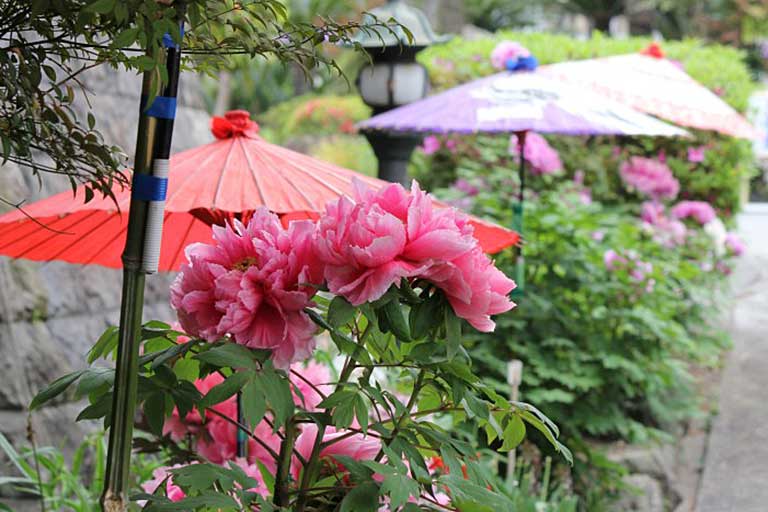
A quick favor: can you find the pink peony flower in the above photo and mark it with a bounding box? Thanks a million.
[292,423,381,481]
[510,133,562,175]
[725,232,746,256]
[687,146,706,163]
[490,40,531,70]
[453,179,479,196]
[671,200,717,225]
[641,201,665,225]
[620,157,679,200]
[290,361,333,411]
[141,464,188,503]
[315,181,516,331]
[171,208,324,368]
[420,135,441,155]
[603,249,624,270]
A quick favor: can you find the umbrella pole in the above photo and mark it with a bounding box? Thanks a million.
[101,22,183,512]
[512,131,526,296]
[237,391,247,457]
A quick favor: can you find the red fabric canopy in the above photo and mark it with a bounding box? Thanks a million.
[0,111,519,271]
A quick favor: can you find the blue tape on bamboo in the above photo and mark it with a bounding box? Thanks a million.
[145,96,177,119]
[132,174,168,201]
[162,25,185,49]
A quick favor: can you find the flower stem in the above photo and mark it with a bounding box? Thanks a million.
[274,418,297,507]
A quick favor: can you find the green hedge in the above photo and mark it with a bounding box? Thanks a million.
[419,31,756,112]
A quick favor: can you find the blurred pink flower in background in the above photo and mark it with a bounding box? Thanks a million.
[454,178,479,196]
[420,135,441,155]
[141,464,188,503]
[490,40,531,70]
[445,139,458,153]
[510,133,562,175]
[671,200,717,225]
[620,156,680,200]
[641,201,665,225]
[591,231,605,242]
[290,361,333,411]
[639,201,687,247]
[292,424,381,480]
[603,249,624,270]
[725,232,746,256]
[315,181,516,332]
[687,146,706,163]
[141,460,267,505]
[171,208,324,369]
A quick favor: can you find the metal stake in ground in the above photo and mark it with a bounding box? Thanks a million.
[101,24,183,512]
[512,131,527,296]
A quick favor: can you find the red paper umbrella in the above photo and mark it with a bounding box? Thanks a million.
[0,110,519,271]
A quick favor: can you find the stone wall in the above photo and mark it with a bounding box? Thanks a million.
[0,64,213,502]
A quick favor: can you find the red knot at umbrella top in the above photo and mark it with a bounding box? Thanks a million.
[0,110,519,271]
[539,52,758,140]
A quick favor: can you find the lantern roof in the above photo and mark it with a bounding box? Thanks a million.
[353,0,449,49]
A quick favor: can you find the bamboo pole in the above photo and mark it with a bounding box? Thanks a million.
[101,20,183,511]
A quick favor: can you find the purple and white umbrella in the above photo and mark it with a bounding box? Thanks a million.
[357,72,688,137]
[358,70,686,294]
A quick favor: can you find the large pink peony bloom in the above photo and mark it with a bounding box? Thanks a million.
[171,208,324,368]
[490,40,531,70]
[510,132,562,175]
[315,181,516,331]
[620,157,680,200]
[291,423,381,481]
[671,200,717,225]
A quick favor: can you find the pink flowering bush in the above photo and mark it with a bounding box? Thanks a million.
[510,132,563,175]
[620,156,680,200]
[671,200,717,225]
[35,179,568,511]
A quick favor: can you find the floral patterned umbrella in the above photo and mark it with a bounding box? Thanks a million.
[539,51,758,139]
[0,110,519,271]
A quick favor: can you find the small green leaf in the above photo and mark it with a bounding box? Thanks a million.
[339,481,378,512]
[87,326,119,363]
[84,0,115,14]
[379,299,410,341]
[199,371,250,410]
[144,392,166,436]
[258,365,294,427]
[240,379,266,429]
[75,367,114,398]
[195,343,259,370]
[76,392,112,421]
[445,309,462,359]
[328,296,356,327]
[500,414,526,451]
[30,370,86,410]
[113,27,140,48]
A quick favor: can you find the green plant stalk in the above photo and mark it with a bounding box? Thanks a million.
[293,321,371,512]
[274,419,297,507]
[100,55,161,512]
